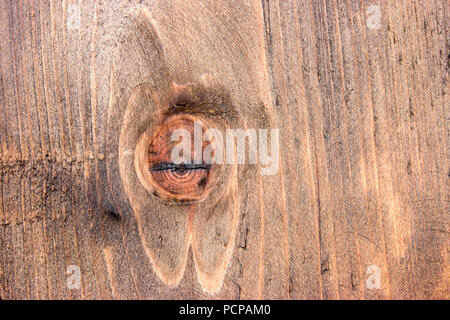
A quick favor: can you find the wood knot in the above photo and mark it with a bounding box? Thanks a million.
[136,114,217,203]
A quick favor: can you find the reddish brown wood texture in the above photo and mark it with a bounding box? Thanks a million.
[0,0,448,299]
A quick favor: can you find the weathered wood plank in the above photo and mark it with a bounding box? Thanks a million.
[0,0,448,299]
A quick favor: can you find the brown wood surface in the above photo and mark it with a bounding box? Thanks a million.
[0,0,448,299]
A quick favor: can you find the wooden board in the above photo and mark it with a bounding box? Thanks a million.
[0,0,448,299]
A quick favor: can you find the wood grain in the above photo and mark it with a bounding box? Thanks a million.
[0,0,448,299]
